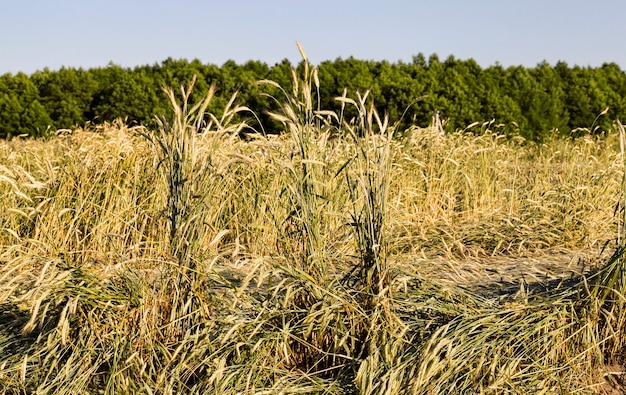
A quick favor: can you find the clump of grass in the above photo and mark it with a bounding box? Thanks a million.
[339,90,394,304]
[0,79,278,394]
[258,43,332,285]
[247,44,368,380]
[143,76,231,268]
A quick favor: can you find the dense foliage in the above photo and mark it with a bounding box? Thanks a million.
[1,54,625,140]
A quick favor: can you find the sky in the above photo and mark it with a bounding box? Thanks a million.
[1,0,625,75]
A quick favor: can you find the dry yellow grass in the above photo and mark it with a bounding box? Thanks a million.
[1,53,625,393]
[0,120,620,271]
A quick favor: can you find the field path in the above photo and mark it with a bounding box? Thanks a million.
[395,249,604,297]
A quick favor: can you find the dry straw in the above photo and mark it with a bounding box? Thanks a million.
[0,45,625,393]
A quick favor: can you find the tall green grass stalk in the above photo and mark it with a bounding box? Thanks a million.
[143,77,214,269]
[138,76,248,339]
[340,90,393,304]
[260,43,330,285]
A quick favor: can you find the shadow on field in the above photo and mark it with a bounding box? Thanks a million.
[0,303,43,355]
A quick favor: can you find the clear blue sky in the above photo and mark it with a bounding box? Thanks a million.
[1,0,625,75]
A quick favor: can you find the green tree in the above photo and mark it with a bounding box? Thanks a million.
[480,64,524,132]
[405,53,435,127]
[502,64,568,141]
[32,67,98,129]
[373,60,425,130]
[90,64,160,123]
[530,61,568,137]
[0,72,52,138]
[593,63,626,132]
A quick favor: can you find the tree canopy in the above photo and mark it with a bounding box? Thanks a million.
[1,55,625,140]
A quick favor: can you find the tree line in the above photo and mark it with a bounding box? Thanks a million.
[1,54,625,140]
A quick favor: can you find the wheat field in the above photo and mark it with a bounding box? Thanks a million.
[1,53,626,394]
